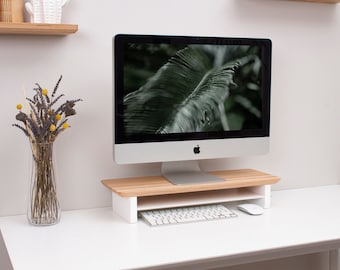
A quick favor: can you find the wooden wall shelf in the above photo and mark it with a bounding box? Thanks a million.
[0,23,78,35]
[102,169,280,223]
[290,0,340,3]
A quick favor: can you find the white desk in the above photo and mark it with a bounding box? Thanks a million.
[1,185,340,270]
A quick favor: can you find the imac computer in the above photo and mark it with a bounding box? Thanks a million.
[113,34,272,185]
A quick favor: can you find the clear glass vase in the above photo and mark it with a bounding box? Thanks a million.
[28,142,60,226]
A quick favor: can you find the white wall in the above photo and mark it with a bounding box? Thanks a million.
[1,0,340,269]
[1,0,340,214]
[0,0,340,215]
[0,0,339,210]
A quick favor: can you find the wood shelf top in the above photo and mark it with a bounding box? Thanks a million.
[102,169,280,198]
[0,22,78,35]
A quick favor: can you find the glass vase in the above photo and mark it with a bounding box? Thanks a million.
[28,142,60,226]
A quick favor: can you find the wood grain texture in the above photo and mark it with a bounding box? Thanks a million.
[102,169,280,197]
[0,22,78,35]
[11,0,24,23]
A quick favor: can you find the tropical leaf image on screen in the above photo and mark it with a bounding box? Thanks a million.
[123,44,262,135]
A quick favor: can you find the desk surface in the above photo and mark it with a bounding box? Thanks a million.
[1,185,340,270]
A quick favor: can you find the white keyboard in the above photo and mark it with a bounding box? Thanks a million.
[139,204,237,226]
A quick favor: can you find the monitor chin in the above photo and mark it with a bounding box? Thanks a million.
[162,160,225,185]
[114,137,269,165]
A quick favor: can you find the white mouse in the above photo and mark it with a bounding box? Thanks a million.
[237,203,264,215]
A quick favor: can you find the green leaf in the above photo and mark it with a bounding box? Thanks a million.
[124,46,240,134]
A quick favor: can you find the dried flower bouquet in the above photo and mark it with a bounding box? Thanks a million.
[13,75,81,225]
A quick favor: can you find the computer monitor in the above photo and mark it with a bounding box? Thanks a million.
[113,34,272,185]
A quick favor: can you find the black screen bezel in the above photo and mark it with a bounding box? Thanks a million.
[114,34,272,144]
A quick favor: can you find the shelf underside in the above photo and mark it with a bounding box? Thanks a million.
[138,188,263,211]
[0,23,78,35]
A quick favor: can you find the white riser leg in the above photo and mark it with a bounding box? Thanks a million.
[112,193,138,223]
[248,184,271,208]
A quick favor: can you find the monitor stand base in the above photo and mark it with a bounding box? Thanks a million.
[162,160,225,185]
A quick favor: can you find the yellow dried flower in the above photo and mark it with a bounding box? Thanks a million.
[49,124,56,132]
[13,76,82,142]
[42,89,48,96]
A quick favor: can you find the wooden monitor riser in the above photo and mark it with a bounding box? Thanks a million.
[102,169,280,223]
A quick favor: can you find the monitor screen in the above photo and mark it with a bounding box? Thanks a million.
[113,34,272,184]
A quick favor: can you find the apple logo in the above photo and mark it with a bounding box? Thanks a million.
[193,145,200,154]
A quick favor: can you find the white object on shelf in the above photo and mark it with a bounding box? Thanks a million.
[25,0,70,23]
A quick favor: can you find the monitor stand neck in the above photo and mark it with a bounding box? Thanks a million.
[161,160,225,185]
